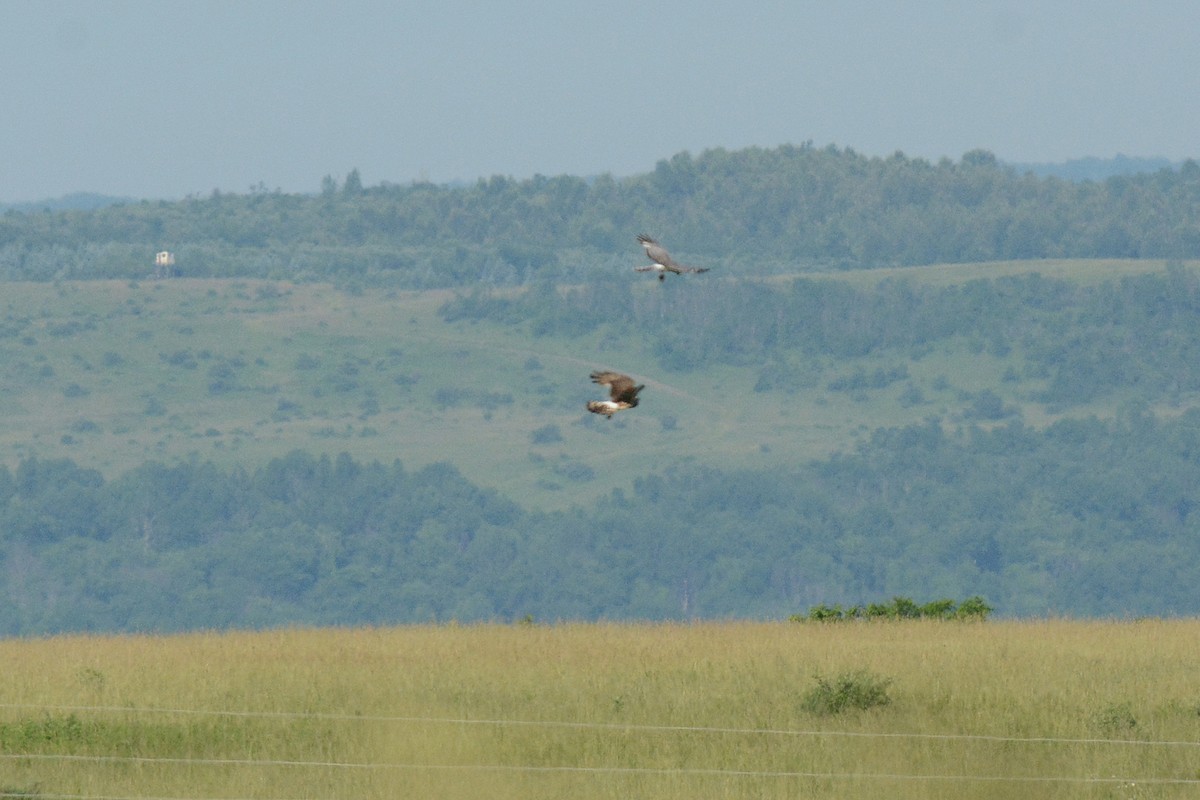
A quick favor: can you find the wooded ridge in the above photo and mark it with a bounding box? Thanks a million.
[4,144,1200,284]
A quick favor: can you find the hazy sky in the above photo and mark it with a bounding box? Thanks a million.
[3,1,1198,203]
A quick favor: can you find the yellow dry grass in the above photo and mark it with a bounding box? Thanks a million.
[2,620,1199,799]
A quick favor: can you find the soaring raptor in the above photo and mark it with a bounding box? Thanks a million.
[586,371,644,417]
[635,234,710,281]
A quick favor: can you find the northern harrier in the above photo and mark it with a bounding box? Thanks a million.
[635,234,710,281]
[586,370,643,417]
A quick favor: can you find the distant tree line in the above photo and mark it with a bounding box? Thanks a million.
[3,144,1200,285]
[4,405,1200,635]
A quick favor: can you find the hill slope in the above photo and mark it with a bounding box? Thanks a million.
[7,258,1198,511]
[6,258,1200,629]
[2,277,861,510]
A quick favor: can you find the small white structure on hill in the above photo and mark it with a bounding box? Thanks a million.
[154,250,176,278]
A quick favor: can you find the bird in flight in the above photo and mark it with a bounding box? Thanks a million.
[635,234,710,281]
[586,371,644,417]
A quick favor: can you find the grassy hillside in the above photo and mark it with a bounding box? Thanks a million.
[4,259,1193,511]
[2,620,1198,799]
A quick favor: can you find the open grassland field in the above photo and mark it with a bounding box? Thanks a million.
[800,258,1195,288]
[1,620,1198,799]
[3,258,1197,511]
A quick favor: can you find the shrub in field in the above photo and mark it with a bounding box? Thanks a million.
[0,713,89,749]
[801,669,893,715]
[793,595,993,622]
[1094,702,1138,733]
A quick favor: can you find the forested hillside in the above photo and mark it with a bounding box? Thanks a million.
[4,144,1200,633]
[4,144,1200,284]
[4,404,1199,635]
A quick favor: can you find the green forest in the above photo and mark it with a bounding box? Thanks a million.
[4,406,1199,634]
[4,144,1200,633]
[4,144,1200,285]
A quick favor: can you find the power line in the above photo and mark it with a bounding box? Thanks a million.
[0,795,304,800]
[4,702,1196,796]
[2,752,1198,786]
[2,702,1198,749]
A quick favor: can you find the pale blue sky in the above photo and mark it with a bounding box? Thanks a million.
[3,1,1198,203]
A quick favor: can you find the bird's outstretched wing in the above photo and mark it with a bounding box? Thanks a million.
[588,370,644,415]
[636,234,708,276]
[637,234,682,269]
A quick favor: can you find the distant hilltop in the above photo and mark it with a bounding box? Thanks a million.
[0,154,1191,211]
[1006,154,1180,181]
[0,192,138,213]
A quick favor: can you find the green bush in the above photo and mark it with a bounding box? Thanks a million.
[1094,702,1138,733]
[954,596,994,620]
[0,714,88,749]
[801,670,892,715]
[793,595,993,622]
[802,603,846,622]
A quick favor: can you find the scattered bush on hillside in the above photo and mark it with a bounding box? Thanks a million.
[963,389,1016,421]
[827,364,910,393]
[553,460,595,483]
[434,386,514,411]
[794,595,992,622]
[530,424,563,444]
